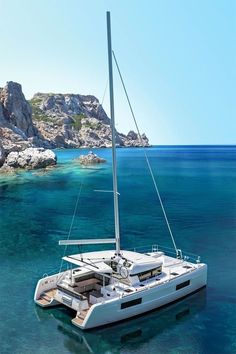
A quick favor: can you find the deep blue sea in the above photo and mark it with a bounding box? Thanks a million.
[0,146,235,354]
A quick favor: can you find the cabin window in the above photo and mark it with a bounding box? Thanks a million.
[176,280,190,290]
[139,271,152,281]
[152,267,162,276]
[121,298,142,309]
[137,266,162,282]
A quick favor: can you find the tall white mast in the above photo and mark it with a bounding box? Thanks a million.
[106,11,121,255]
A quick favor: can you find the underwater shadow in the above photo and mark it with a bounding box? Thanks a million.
[35,287,207,354]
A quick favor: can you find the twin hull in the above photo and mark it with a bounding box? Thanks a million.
[35,264,207,329]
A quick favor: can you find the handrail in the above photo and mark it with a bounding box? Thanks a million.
[126,244,201,264]
[56,271,68,286]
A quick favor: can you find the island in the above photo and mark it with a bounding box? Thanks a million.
[0,81,149,170]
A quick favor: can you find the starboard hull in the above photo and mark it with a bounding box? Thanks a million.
[75,264,207,329]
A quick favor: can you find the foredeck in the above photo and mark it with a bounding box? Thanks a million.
[111,256,201,297]
[125,256,199,296]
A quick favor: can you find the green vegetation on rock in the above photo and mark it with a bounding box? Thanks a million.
[29,99,54,123]
[30,97,42,105]
[83,120,102,130]
[32,106,53,122]
[72,114,85,130]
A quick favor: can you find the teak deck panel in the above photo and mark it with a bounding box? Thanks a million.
[74,277,100,287]
[72,317,84,326]
[37,288,57,305]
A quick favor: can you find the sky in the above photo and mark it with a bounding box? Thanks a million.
[0,0,235,144]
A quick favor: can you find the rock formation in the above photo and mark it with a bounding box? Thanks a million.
[0,82,56,169]
[0,81,149,169]
[3,147,56,170]
[0,141,5,167]
[0,82,43,154]
[30,92,149,148]
[0,81,36,137]
[78,151,106,165]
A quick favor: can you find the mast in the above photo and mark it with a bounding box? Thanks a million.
[106,11,121,255]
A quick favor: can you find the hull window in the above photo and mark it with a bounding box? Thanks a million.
[176,280,190,290]
[121,298,142,309]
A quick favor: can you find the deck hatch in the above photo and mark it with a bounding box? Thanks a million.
[176,280,190,290]
[121,297,142,309]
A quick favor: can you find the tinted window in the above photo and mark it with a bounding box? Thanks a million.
[121,298,142,309]
[176,280,190,290]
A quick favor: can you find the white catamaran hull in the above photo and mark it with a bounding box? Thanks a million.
[34,263,207,329]
[78,264,207,329]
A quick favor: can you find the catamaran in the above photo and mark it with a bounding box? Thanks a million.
[34,12,207,330]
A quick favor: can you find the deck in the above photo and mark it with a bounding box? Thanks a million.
[72,317,84,326]
[36,288,57,306]
[71,306,92,327]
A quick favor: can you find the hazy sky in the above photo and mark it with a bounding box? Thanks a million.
[1,0,235,144]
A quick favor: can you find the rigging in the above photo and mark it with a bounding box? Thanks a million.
[112,50,178,255]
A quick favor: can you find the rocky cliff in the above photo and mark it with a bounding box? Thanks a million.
[30,92,149,148]
[0,82,36,154]
[0,81,149,169]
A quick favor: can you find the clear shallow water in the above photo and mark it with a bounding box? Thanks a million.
[0,146,235,354]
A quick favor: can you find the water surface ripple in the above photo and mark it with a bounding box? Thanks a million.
[0,146,235,354]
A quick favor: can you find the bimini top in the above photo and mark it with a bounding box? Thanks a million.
[63,250,162,276]
[63,255,113,274]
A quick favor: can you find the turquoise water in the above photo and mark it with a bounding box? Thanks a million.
[0,146,235,354]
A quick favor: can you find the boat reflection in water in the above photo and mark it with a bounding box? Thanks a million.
[35,288,206,354]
